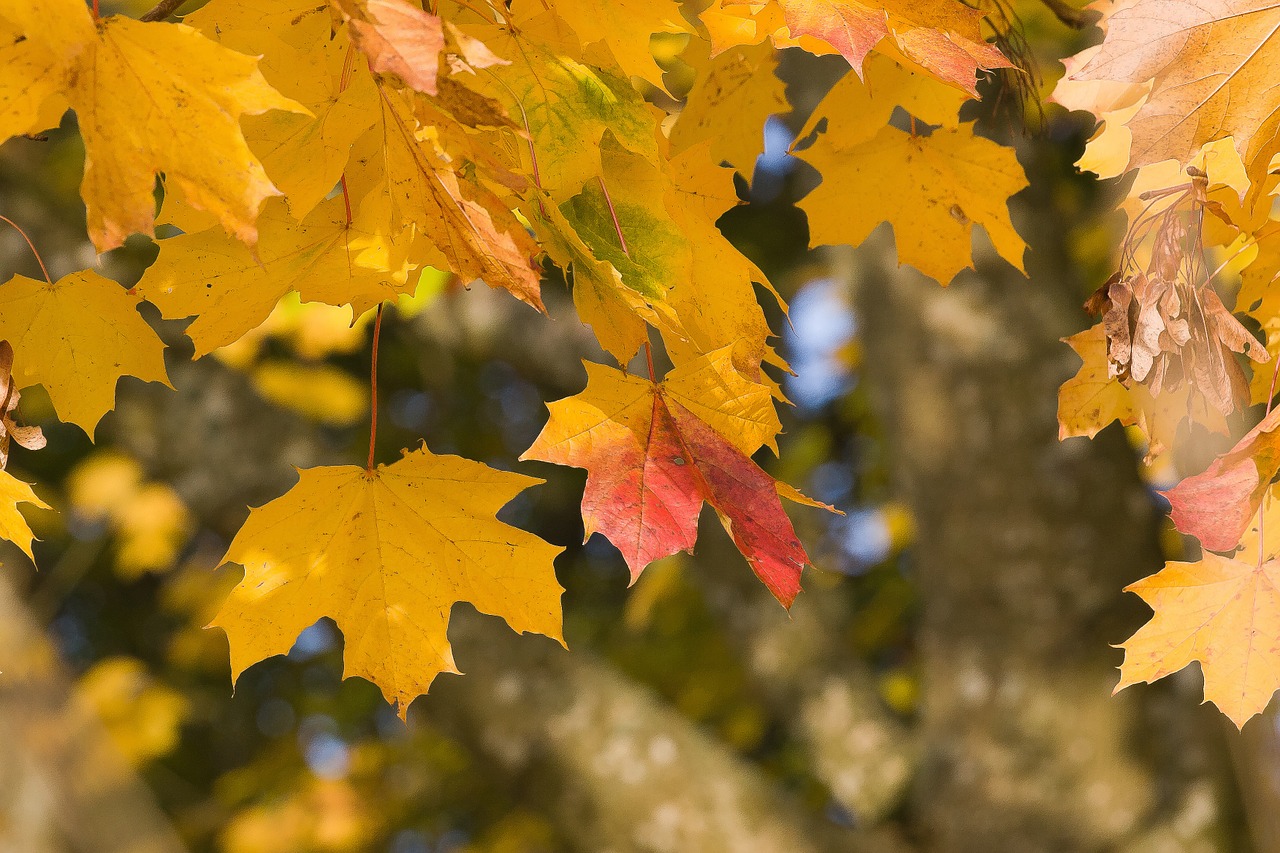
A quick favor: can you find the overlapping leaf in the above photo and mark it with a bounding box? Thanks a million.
[373,86,544,309]
[1065,0,1280,172]
[0,0,305,251]
[459,10,664,202]
[702,0,1010,94]
[137,195,413,356]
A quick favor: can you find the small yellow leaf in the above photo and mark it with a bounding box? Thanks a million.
[0,469,48,561]
[0,271,171,437]
[672,42,787,174]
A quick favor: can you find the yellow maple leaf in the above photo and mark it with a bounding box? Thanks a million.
[0,1,306,252]
[661,144,785,377]
[137,195,412,357]
[1118,551,1280,728]
[670,42,789,175]
[0,271,171,437]
[662,343,783,455]
[182,0,330,51]
[796,52,968,148]
[188,1,380,220]
[0,469,48,562]
[797,123,1027,284]
[512,0,692,87]
[1065,0,1280,172]
[212,447,565,716]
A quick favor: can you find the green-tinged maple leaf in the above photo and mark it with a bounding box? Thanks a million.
[459,10,664,202]
[535,203,655,364]
[0,0,307,252]
[670,42,789,175]
[0,272,171,438]
[1063,0,1280,172]
[559,133,692,306]
[797,123,1027,284]
[1118,550,1280,729]
[213,446,565,718]
[136,195,413,357]
[0,470,47,562]
[522,350,813,606]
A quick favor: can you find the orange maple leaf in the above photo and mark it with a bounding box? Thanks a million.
[1119,552,1280,728]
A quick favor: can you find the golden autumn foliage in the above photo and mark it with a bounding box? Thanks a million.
[9,0,1280,732]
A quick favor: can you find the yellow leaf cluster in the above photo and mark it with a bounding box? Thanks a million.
[0,0,1025,710]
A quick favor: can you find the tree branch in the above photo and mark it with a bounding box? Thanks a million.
[139,0,188,23]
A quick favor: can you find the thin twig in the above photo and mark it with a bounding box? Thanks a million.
[139,0,188,23]
[1035,0,1094,29]
[0,214,53,284]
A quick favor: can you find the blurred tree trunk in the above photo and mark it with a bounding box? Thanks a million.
[423,610,910,853]
[847,238,1247,852]
[0,575,189,853]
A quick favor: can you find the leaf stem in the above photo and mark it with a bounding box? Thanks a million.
[643,340,656,383]
[338,45,357,227]
[139,0,188,22]
[340,175,354,226]
[91,0,100,19]
[486,70,549,218]
[0,215,53,284]
[597,175,630,258]
[368,304,385,472]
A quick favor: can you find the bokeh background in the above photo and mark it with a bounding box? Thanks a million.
[2,1,1276,851]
